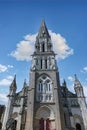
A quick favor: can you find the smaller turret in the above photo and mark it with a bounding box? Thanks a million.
[22,79,27,97]
[74,74,87,130]
[2,75,17,130]
[62,79,67,88]
[9,75,17,95]
[23,79,27,88]
[62,79,68,97]
[74,74,84,97]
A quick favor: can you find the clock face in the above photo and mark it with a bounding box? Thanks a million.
[6,118,14,129]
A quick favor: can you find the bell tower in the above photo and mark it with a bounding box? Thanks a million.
[25,20,65,130]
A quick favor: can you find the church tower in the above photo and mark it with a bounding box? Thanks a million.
[2,75,17,130]
[25,20,65,130]
[74,74,87,130]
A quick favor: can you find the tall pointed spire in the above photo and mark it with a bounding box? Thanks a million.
[62,79,67,87]
[74,74,82,88]
[31,19,56,71]
[10,75,17,92]
[38,19,50,38]
[23,79,27,88]
[74,74,84,98]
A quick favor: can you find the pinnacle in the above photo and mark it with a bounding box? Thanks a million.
[10,75,17,90]
[23,79,27,88]
[38,19,50,37]
[62,79,67,87]
[74,74,82,88]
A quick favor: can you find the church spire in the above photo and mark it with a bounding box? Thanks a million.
[38,19,50,38]
[9,75,17,94]
[62,79,67,87]
[23,79,27,88]
[34,19,53,53]
[74,74,84,97]
[74,74,82,88]
[31,20,56,71]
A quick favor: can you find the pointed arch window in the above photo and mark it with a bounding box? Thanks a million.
[38,81,43,92]
[36,75,53,102]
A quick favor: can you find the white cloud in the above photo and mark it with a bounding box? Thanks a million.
[49,30,74,60]
[0,79,12,86]
[0,93,8,103]
[7,65,13,68]
[0,64,8,73]
[7,75,14,80]
[68,76,74,82]
[83,67,87,73]
[10,30,73,61]
[10,34,37,61]
[0,75,13,86]
[0,64,13,73]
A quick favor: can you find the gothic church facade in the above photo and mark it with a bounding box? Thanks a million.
[2,20,87,130]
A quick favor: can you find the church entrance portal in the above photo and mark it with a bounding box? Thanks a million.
[35,106,55,130]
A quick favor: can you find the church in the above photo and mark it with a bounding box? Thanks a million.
[2,20,87,130]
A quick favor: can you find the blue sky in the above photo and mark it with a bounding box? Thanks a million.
[0,0,87,104]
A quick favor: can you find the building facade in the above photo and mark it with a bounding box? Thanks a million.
[0,105,5,130]
[2,20,87,130]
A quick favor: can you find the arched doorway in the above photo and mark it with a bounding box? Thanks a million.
[35,106,55,130]
[76,123,81,130]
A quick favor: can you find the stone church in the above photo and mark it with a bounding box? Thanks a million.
[2,20,87,130]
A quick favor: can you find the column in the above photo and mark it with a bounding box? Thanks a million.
[42,57,45,69]
[47,58,49,69]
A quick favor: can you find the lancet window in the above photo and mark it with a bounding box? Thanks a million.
[36,75,53,102]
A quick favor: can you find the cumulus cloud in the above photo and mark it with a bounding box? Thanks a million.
[0,93,8,103]
[10,30,73,61]
[0,79,12,86]
[82,67,87,73]
[7,75,14,80]
[0,64,8,73]
[7,65,13,68]
[49,30,73,60]
[68,76,74,82]
[0,75,13,86]
[0,64,13,73]
[10,34,37,61]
